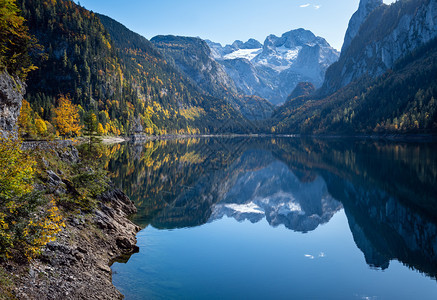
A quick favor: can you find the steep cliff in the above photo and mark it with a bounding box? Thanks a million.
[0,71,25,136]
[323,0,437,95]
[341,0,383,53]
[272,0,437,134]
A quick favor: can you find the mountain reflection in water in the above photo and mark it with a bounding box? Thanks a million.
[106,137,437,297]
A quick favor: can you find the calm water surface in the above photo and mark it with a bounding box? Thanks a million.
[107,138,437,299]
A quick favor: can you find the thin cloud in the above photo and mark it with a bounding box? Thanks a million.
[299,3,321,10]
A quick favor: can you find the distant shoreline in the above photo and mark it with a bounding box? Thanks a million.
[21,133,437,147]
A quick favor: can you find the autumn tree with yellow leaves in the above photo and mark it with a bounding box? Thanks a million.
[0,0,37,79]
[17,99,36,137]
[53,95,82,137]
[0,136,64,261]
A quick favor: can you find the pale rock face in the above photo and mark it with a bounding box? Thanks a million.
[322,0,437,95]
[206,29,339,105]
[341,0,383,53]
[0,71,25,137]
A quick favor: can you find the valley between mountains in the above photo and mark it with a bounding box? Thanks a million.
[1,0,437,299]
[1,0,435,140]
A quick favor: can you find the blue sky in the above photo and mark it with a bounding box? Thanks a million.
[76,0,397,51]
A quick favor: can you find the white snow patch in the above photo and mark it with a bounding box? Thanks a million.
[225,202,264,214]
[277,201,303,216]
[254,58,290,72]
[253,46,301,72]
[276,46,301,61]
[258,191,305,215]
[224,48,262,61]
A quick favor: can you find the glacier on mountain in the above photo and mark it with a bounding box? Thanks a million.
[206,29,339,105]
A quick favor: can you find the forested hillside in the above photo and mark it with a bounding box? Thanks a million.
[271,0,437,135]
[272,38,437,134]
[18,0,252,137]
[321,0,435,95]
[150,35,274,120]
[96,14,253,133]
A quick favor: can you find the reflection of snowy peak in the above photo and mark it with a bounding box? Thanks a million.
[206,29,339,105]
[210,161,342,232]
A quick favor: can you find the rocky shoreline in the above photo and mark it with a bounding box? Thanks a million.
[5,189,140,299]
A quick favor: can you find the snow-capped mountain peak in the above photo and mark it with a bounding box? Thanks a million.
[206,29,339,105]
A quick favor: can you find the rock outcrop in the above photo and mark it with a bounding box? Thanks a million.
[12,188,141,299]
[0,71,25,136]
[341,0,383,53]
[322,0,437,95]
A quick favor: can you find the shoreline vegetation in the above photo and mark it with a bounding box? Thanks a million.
[22,132,437,147]
[0,137,140,299]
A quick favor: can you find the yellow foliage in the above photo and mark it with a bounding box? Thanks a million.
[0,135,38,259]
[18,99,36,136]
[0,0,37,79]
[53,95,82,137]
[180,106,205,121]
[23,199,65,260]
[97,123,105,135]
[0,136,35,200]
[35,118,47,135]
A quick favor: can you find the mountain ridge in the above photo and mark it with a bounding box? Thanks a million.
[206,28,339,105]
[150,35,274,120]
[322,0,437,95]
[272,0,437,134]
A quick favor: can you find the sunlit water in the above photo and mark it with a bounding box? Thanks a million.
[107,137,437,299]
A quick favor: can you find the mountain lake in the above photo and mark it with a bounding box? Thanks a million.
[107,137,437,299]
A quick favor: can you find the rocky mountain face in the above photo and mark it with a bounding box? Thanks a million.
[322,0,437,95]
[341,0,383,53]
[0,71,25,137]
[96,14,255,133]
[207,29,339,105]
[273,0,437,134]
[150,35,273,120]
[151,35,240,96]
